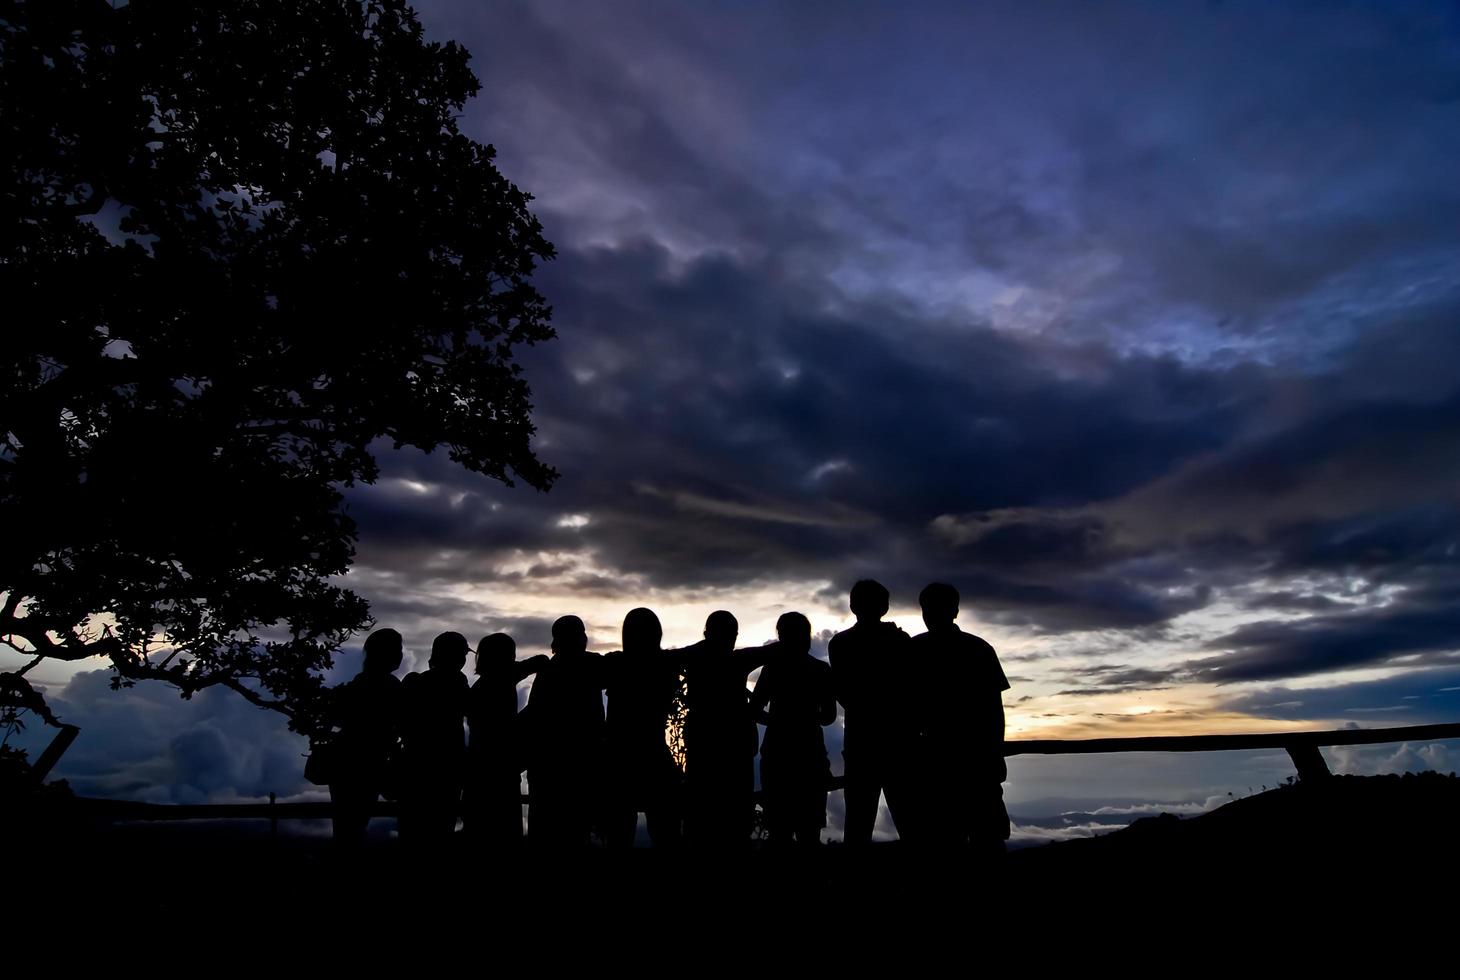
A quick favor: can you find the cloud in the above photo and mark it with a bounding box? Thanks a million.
[30,669,312,804]
[1328,741,1459,776]
[1190,599,1460,684]
[1220,667,1460,725]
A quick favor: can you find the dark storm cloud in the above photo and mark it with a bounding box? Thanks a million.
[343,241,1270,628]
[1220,667,1460,726]
[341,228,1459,652]
[351,2,1460,669]
[1239,592,1350,614]
[1189,600,1460,684]
[1053,665,1177,697]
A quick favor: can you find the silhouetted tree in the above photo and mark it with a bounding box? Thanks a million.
[0,0,556,751]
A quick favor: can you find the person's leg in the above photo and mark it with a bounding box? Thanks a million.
[428,773,461,840]
[527,769,561,845]
[496,771,525,840]
[796,790,828,848]
[329,781,372,842]
[645,779,682,848]
[880,746,922,843]
[761,758,791,847]
[842,746,879,846]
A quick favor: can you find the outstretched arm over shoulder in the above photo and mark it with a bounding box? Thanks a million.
[733,640,778,676]
[749,665,773,726]
[816,663,837,727]
[513,654,551,682]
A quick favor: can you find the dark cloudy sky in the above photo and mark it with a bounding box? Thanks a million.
[12,0,1460,832]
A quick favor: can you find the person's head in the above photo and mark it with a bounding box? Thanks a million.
[362,628,403,675]
[550,615,588,656]
[622,607,663,653]
[428,631,470,672]
[775,612,812,654]
[475,632,516,675]
[918,582,959,630]
[703,610,739,650]
[849,579,890,622]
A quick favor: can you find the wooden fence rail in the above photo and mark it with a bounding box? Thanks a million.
[56,721,1460,826]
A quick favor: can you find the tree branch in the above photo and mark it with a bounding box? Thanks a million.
[0,620,120,663]
[105,653,292,717]
[31,183,107,219]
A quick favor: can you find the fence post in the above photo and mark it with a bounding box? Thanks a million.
[269,792,278,837]
[29,724,81,785]
[1285,743,1331,781]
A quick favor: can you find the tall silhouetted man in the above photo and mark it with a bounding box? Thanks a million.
[466,633,548,842]
[752,612,836,848]
[828,579,917,845]
[679,610,768,847]
[400,631,471,842]
[524,615,604,847]
[600,607,683,847]
[909,582,1010,851]
[328,628,404,843]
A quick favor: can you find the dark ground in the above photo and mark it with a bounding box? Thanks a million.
[8,773,1456,963]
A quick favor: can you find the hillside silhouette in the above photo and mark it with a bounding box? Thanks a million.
[1011,771,1460,882]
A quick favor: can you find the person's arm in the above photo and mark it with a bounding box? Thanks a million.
[734,640,778,677]
[749,665,773,726]
[987,643,1010,745]
[663,641,700,673]
[323,679,350,735]
[828,634,852,712]
[513,654,550,682]
[816,664,837,727]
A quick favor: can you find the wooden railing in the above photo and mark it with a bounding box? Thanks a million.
[1005,721,1460,780]
[50,721,1460,826]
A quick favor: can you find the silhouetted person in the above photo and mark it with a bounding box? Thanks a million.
[909,582,1010,851]
[328,628,404,842]
[829,579,919,845]
[399,631,471,842]
[600,607,683,847]
[466,633,548,842]
[679,611,767,848]
[524,615,604,847]
[752,612,836,848]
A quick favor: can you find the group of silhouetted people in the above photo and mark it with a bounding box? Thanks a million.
[323,580,1009,851]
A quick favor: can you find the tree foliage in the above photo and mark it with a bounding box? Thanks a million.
[0,0,557,740]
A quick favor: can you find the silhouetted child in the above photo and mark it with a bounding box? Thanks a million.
[328,628,404,842]
[466,632,548,842]
[751,612,835,847]
[908,582,1010,851]
[400,631,470,842]
[679,610,767,848]
[600,607,682,847]
[828,579,917,844]
[523,615,604,847]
